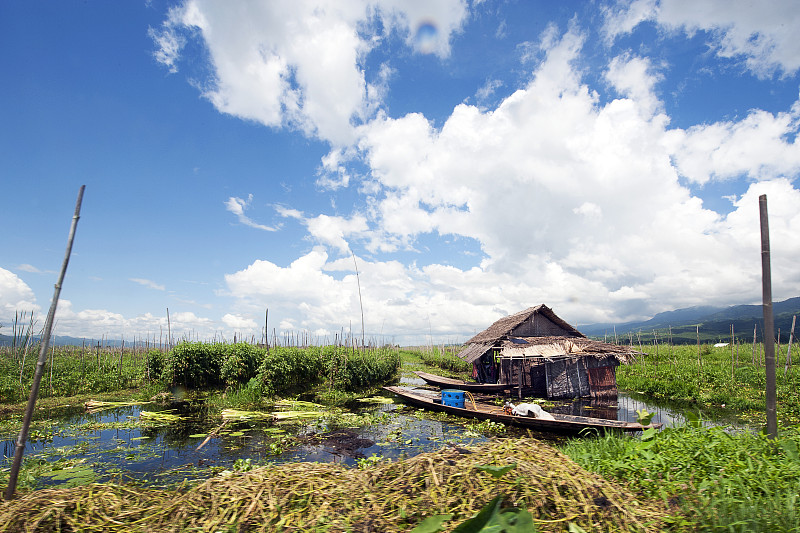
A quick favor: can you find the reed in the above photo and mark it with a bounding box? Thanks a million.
[0,438,671,532]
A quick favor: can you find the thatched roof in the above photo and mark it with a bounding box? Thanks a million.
[457,305,639,364]
[496,336,639,364]
[464,304,584,345]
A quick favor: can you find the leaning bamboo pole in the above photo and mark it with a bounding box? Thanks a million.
[5,185,84,500]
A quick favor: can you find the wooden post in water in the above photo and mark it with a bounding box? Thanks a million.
[730,324,735,380]
[785,315,796,377]
[759,194,777,439]
[5,185,84,500]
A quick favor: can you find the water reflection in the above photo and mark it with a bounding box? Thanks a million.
[0,401,488,488]
[0,385,748,490]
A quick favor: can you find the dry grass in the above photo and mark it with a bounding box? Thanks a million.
[0,437,673,532]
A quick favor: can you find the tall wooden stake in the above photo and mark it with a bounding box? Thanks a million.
[785,315,796,377]
[759,194,777,439]
[5,185,85,499]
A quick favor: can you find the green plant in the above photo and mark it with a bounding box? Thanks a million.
[562,420,800,532]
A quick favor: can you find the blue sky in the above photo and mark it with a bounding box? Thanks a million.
[2,0,800,345]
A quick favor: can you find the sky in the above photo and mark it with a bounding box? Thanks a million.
[2,0,800,346]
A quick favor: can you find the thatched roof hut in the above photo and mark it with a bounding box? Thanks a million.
[457,305,639,399]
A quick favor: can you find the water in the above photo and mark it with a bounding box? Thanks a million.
[0,399,489,489]
[0,386,746,490]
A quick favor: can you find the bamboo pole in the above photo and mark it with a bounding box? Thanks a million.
[350,250,365,351]
[167,308,172,350]
[785,315,796,377]
[759,194,777,439]
[5,185,85,499]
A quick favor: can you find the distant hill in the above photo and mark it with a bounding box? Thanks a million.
[580,297,800,344]
[0,334,135,349]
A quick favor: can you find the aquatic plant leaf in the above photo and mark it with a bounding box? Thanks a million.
[635,409,655,426]
[451,495,503,532]
[780,440,799,463]
[357,397,395,404]
[47,467,96,487]
[272,410,325,420]
[221,409,272,421]
[410,514,453,532]
[188,433,207,438]
[503,508,536,532]
[474,463,517,479]
[640,427,657,442]
[684,410,701,428]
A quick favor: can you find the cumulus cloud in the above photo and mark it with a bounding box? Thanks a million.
[221,313,258,331]
[142,1,800,343]
[48,301,223,341]
[218,21,800,341]
[151,0,469,145]
[603,0,800,78]
[665,101,800,184]
[0,268,39,321]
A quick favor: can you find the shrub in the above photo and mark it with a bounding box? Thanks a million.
[144,349,165,382]
[160,342,226,389]
[256,347,326,396]
[220,343,261,387]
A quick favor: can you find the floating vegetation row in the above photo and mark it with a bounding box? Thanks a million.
[1,339,400,404]
[0,438,671,532]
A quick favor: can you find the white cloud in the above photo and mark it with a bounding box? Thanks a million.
[665,101,800,184]
[47,302,225,342]
[152,0,469,145]
[605,54,663,116]
[305,214,369,253]
[475,78,504,104]
[222,313,258,331]
[130,278,166,291]
[604,0,800,78]
[225,195,279,231]
[0,268,39,322]
[16,264,41,273]
[144,3,800,342]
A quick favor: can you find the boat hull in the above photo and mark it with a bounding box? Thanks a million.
[412,371,510,393]
[383,386,659,434]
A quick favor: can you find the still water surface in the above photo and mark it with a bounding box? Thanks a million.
[0,381,746,489]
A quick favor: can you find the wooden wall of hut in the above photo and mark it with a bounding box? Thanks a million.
[499,356,620,399]
[509,313,575,337]
[498,357,547,398]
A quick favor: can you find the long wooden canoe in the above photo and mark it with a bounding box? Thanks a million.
[383,386,661,434]
[411,371,510,393]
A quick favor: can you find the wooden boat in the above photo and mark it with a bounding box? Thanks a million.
[383,386,661,434]
[412,371,510,393]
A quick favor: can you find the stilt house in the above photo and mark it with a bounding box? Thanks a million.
[456,305,638,399]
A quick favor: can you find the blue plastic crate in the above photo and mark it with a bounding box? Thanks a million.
[441,389,465,408]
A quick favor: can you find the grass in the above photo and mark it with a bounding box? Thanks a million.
[561,418,800,532]
[414,345,472,375]
[617,342,800,426]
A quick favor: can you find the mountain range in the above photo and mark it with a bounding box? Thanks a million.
[580,297,800,344]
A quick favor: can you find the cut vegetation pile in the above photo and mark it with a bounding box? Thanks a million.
[0,438,670,532]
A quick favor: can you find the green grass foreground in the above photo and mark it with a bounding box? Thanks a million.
[561,420,800,532]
